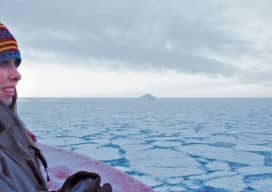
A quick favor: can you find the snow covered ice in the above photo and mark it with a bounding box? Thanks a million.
[18,98,272,192]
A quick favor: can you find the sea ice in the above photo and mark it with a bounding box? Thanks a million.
[181,145,264,166]
[206,161,230,171]
[132,175,161,187]
[40,136,86,146]
[234,144,272,152]
[153,140,181,148]
[237,166,272,176]
[73,144,121,161]
[204,175,245,191]
[126,148,204,178]
[188,170,236,182]
[154,184,186,192]
[165,177,184,185]
[246,176,272,192]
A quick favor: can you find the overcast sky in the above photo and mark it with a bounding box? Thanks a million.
[2,0,272,97]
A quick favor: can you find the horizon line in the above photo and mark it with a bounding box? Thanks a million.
[18,96,272,99]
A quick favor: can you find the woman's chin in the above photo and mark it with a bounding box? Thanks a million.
[0,98,13,106]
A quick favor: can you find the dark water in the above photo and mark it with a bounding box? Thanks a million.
[18,98,272,192]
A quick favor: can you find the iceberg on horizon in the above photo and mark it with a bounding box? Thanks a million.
[139,94,157,100]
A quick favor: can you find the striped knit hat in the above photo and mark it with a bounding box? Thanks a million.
[0,23,21,67]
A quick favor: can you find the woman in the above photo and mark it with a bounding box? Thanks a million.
[0,22,49,191]
[0,23,112,192]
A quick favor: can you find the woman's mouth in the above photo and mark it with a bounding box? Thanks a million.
[1,87,15,97]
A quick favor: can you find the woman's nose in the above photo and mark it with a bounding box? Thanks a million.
[9,65,22,82]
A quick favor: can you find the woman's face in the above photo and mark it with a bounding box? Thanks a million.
[0,59,21,106]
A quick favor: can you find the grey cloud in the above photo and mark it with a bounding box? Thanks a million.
[239,70,272,86]
[1,0,249,76]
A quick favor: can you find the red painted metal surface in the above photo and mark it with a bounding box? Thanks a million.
[39,144,155,192]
